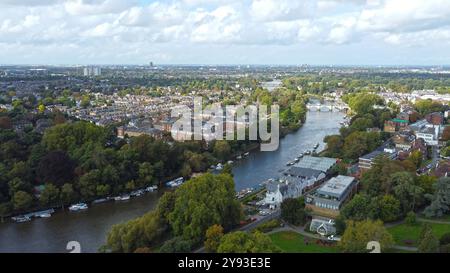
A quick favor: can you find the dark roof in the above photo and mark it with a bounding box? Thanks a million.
[266,180,279,193]
[284,167,323,178]
[359,150,385,160]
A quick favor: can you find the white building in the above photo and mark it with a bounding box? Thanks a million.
[83,67,101,77]
[409,119,440,146]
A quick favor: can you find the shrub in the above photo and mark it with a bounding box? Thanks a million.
[254,219,281,233]
[405,211,417,226]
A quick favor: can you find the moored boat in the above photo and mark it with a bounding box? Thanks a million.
[145,185,158,192]
[11,215,31,223]
[114,195,130,201]
[69,203,88,211]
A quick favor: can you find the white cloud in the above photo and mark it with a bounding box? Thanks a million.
[0,0,450,64]
[250,0,316,22]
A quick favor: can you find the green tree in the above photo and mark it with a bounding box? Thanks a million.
[280,197,307,226]
[60,183,76,204]
[39,183,60,206]
[348,93,383,115]
[340,194,372,221]
[323,135,343,157]
[392,172,423,213]
[12,191,33,211]
[405,211,417,226]
[424,177,450,218]
[339,220,393,253]
[418,225,440,253]
[159,237,192,253]
[168,173,241,243]
[217,231,280,253]
[376,195,401,222]
[213,141,231,161]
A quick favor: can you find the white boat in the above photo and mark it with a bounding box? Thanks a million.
[37,213,52,218]
[236,155,242,160]
[216,163,223,170]
[227,160,234,165]
[244,152,250,157]
[145,185,158,192]
[130,190,144,197]
[69,203,88,211]
[286,161,296,166]
[114,195,130,201]
[33,209,55,218]
[166,177,184,188]
[92,198,109,204]
[12,215,31,223]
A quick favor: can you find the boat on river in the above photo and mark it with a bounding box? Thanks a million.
[11,215,31,223]
[166,177,184,188]
[92,198,109,204]
[286,160,296,166]
[69,203,88,211]
[130,190,145,197]
[145,185,158,192]
[114,195,130,201]
[34,209,55,218]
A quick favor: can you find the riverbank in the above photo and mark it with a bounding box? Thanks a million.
[0,111,345,253]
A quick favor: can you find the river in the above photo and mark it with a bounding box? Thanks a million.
[0,110,344,253]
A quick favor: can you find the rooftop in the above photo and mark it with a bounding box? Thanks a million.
[316,175,355,198]
[284,167,324,178]
[391,118,408,123]
[294,156,337,172]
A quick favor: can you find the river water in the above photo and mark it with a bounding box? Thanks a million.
[0,111,344,253]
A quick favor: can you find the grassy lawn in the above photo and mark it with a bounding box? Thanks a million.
[388,222,450,247]
[269,231,338,253]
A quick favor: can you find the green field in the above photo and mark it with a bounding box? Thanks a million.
[269,231,338,253]
[388,222,450,247]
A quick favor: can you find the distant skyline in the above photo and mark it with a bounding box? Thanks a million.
[1,0,450,65]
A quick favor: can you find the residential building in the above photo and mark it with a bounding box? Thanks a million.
[392,133,415,151]
[359,148,397,171]
[425,112,444,126]
[384,118,409,133]
[409,119,441,146]
[83,66,101,77]
[262,179,304,209]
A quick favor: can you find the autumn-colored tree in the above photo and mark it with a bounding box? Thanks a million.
[204,224,224,252]
[442,126,450,141]
[0,116,12,129]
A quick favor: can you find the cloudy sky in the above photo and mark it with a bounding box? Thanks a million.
[1,0,450,65]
